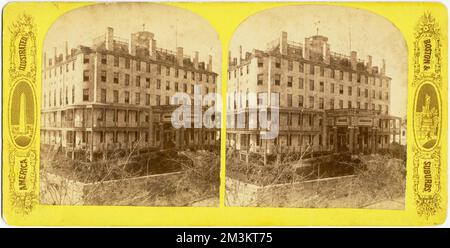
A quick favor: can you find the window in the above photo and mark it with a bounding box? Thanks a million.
[287,76,293,87]
[135,93,140,105]
[275,58,281,68]
[125,58,130,69]
[319,81,324,92]
[274,74,281,85]
[320,67,324,76]
[348,72,353,81]
[156,95,161,106]
[298,114,303,126]
[372,90,376,99]
[329,99,334,109]
[319,98,324,109]
[83,89,89,101]
[330,69,335,78]
[309,64,315,75]
[385,92,389,100]
[146,63,151,72]
[191,85,195,93]
[365,102,369,109]
[113,90,118,103]
[299,78,304,89]
[330,83,335,93]
[124,91,130,104]
[372,104,375,110]
[165,96,170,105]
[83,70,89,82]
[339,70,344,80]
[287,94,292,107]
[348,101,352,108]
[101,54,107,64]
[114,56,119,67]
[113,72,119,84]
[72,86,75,103]
[299,63,304,72]
[365,89,369,98]
[288,60,293,71]
[298,95,304,107]
[257,74,263,85]
[83,55,89,64]
[125,74,130,85]
[101,70,107,82]
[166,81,170,90]
[101,89,106,103]
[339,85,344,95]
[136,76,140,87]
[146,94,150,106]
[357,74,361,83]
[157,79,161,89]
[166,67,170,76]
[183,83,187,93]
[175,82,179,91]
[136,61,141,71]
[309,80,314,91]
[146,78,150,88]
[257,58,263,67]
[357,87,361,97]
[348,86,352,96]
[357,102,361,109]
[309,96,314,108]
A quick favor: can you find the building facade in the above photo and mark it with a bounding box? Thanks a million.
[41,27,219,159]
[227,32,402,155]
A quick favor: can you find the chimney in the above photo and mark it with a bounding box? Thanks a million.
[239,46,243,63]
[53,47,57,64]
[233,57,237,66]
[280,31,288,55]
[43,52,47,68]
[366,55,372,73]
[176,47,184,66]
[303,38,310,59]
[149,39,156,57]
[106,27,114,51]
[207,55,212,72]
[193,51,199,69]
[350,51,357,70]
[324,44,330,64]
[65,41,68,59]
[381,59,386,75]
[130,33,138,56]
[245,52,252,60]
[228,51,231,64]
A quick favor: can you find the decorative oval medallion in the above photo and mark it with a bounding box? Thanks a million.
[9,80,36,149]
[413,82,440,150]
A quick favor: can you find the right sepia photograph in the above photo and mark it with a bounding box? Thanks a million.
[225,5,408,208]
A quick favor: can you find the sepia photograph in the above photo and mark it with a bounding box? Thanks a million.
[225,5,408,209]
[39,3,221,207]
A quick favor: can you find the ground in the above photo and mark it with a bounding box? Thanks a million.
[40,146,220,207]
[226,151,406,209]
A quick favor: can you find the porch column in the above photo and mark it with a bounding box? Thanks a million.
[159,123,164,149]
[333,127,338,152]
[349,127,354,154]
[371,128,376,153]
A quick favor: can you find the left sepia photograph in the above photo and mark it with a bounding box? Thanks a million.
[39,3,222,207]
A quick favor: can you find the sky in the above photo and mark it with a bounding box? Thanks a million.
[44,3,222,87]
[229,5,408,118]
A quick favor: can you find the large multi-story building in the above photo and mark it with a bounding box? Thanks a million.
[41,27,219,160]
[227,32,402,155]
